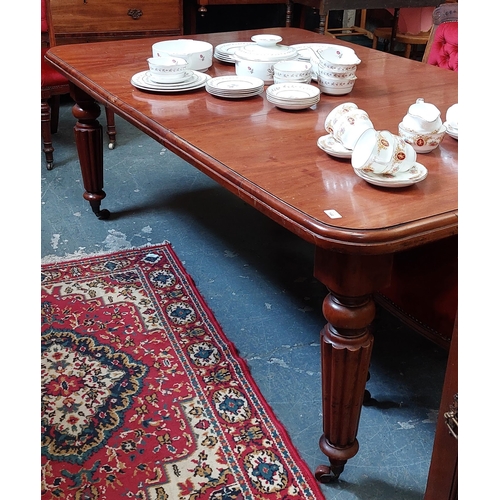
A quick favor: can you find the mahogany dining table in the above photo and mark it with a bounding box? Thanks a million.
[45,26,458,482]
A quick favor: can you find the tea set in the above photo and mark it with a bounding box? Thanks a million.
[134,33,363,101]
[132,33,458,188]
[318,99,458,188]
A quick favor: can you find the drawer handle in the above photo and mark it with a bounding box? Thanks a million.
[127,9,143,20]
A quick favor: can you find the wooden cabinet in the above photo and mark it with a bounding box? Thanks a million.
[424,317,458,500]
[51,0,183,44]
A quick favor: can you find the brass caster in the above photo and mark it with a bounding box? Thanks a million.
[315,464,341,483]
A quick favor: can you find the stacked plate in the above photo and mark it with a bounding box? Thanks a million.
[214,42,250,63]
[131,70,210,93]
[205,76,265,99]
[266,83,320,110]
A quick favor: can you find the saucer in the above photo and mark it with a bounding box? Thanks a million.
[354,162,428,188]
[144,70,196,86]
[206,75,265,98]
[317,134,352,158]
[266,82,320,110]
[443,121,458,140]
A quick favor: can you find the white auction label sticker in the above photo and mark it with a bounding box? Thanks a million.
[324,209,342,219]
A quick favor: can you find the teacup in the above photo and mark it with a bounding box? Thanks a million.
[317,74,357,95]
[318,67,357,79]
[324,102,359,133]
[401,98,442,133]
[147,56,188,83]
[273,60,312,84]
[352,129,417,174]
[330,110,374,150]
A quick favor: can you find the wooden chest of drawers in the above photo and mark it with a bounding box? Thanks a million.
[51,0,183,44]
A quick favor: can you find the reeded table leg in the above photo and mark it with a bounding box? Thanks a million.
[313,248,393,482]
[70,84,109,220]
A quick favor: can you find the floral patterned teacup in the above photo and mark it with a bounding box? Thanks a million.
[352,129,417,175]
[324,102,359,133]
[272,60,312,84]
[330,109,374,150]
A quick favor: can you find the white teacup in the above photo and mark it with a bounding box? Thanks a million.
[273,60,312,83]
[317,74,357,95]
[330,110,374,150]
[352,129,417,174]
[324,102,359,133]
[147,56,188,83]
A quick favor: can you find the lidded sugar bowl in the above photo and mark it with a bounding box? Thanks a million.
[399,98,446,153]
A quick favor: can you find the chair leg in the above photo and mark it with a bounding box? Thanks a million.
[49,95,61,134]
[41,99,55,170]
[404,44,412,59]
[105,106,117,150]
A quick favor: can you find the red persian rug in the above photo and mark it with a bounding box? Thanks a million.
[41,243,325,500]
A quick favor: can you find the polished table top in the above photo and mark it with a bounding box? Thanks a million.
[49,28,458,252]
[47,27,457,255]
[46,27,458,481]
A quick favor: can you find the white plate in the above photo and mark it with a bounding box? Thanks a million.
[443,121,458,140]
[131,70,210,92]
[144,70,198,87]
[266,82,320,100]
[317,134,352,158]
[214,42,252,62]
[268,97,320,110]
[353,162,428,188]
[207,75,264,91]
[206,86,264,99]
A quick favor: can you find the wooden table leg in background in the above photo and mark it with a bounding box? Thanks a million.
[313,248,393,481]
[70,84,109,220]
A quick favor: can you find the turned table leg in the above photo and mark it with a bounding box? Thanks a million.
[313,248,393,482]
[70,84,110,220]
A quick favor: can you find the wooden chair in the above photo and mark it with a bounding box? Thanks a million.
[41,0,116,170]
[325,9,373,40]
[372,26,430,59]
[422,2,458,70]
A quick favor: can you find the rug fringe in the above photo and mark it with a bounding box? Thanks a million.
[41,240,172,265]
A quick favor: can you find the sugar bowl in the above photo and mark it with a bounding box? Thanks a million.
[399,98,446,153]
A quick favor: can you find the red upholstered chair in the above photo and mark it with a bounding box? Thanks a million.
[41,0,116,170]
[422,2,458,71]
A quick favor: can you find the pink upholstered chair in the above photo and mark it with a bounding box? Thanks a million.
[422,2,458,71]
[41,0,116,170]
